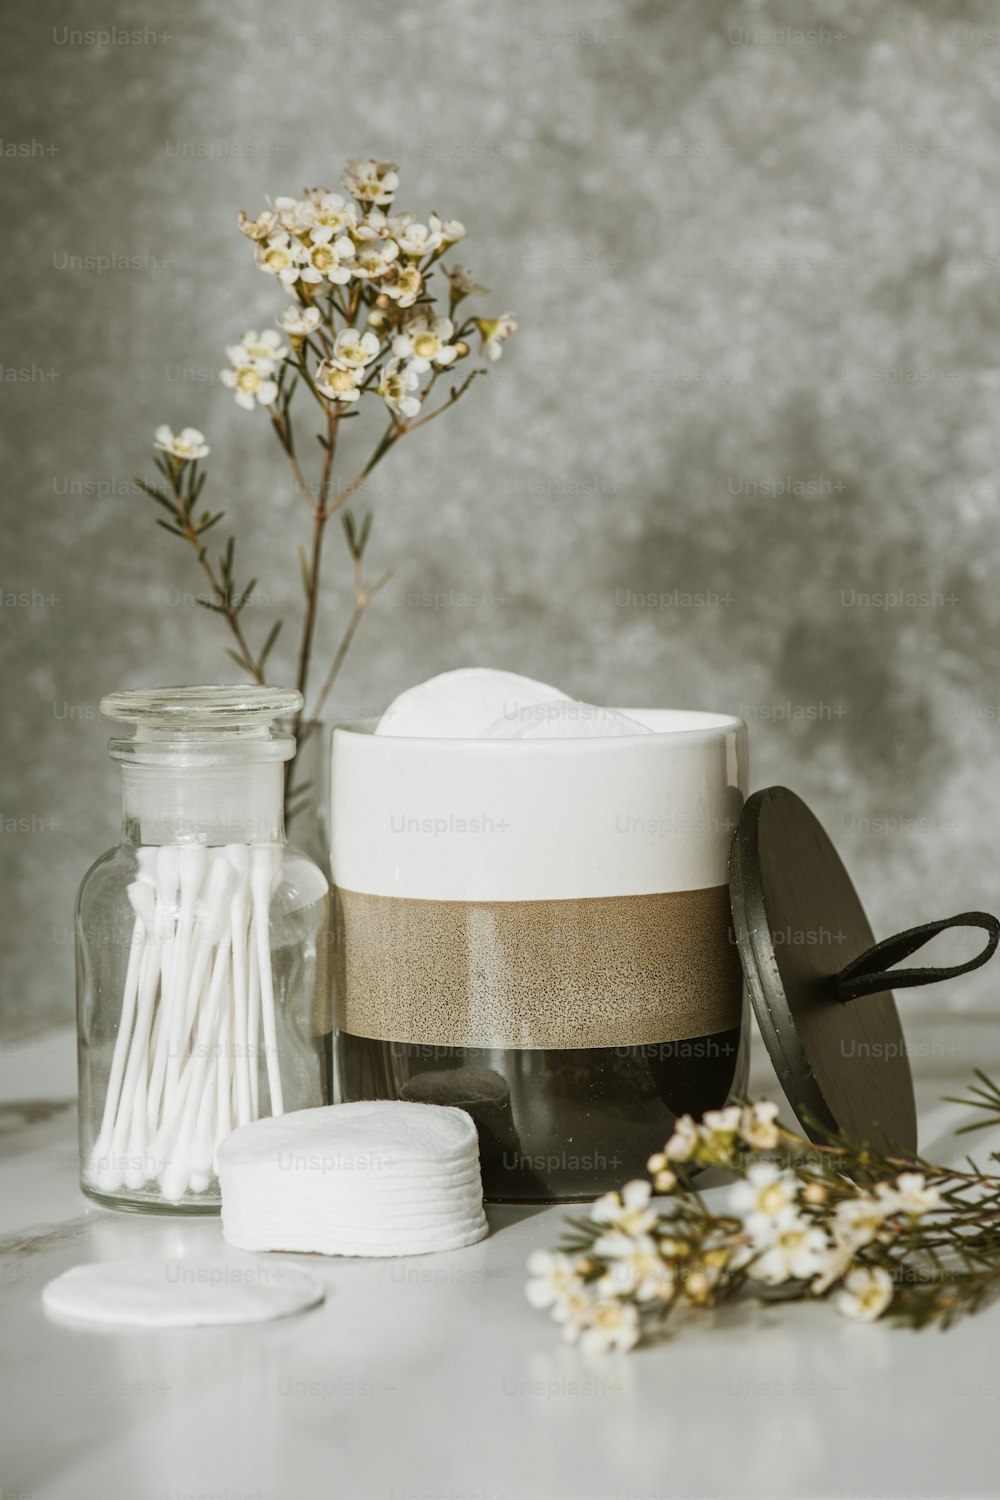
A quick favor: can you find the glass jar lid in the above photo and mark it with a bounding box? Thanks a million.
[102,685,303,765]
[101,685,302,728]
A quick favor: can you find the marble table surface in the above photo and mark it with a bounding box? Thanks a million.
[2,1016,999,1500]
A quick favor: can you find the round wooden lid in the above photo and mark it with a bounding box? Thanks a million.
[729,786,917,1152]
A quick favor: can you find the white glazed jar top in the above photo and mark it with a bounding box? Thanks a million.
[331,709,748,903]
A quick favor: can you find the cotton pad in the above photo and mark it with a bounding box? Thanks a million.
[480,701,653,739]
[42,1258,324,1328]
[218,1100,488,1258]
[375,668,569,738]
[289,1223,487,1258]
[220,1097,481,1164]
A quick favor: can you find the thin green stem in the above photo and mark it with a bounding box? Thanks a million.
[310,563,392,722]
[292,410,337,740]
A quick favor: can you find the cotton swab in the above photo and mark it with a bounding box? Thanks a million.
[246,924,261,1121]
[251,845,283,1117]
[100,883,160,1191]
[214,969,234,1153]
[89,866,154,1180]
[148,1016,199,1182]
[175,853,232,1059]
[188,1056,218,1194]
[145,844,181,1131]
[224,845,252,1128]
[124,1066,150,1191]
[87,833,286,1205]
[125,869,159,1184]
[159,861,235,1201]
[149,856,232,1180]
[160,950,228,1200]
[163,844,208,1112]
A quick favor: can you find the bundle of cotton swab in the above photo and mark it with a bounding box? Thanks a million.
[85,841,284,1204]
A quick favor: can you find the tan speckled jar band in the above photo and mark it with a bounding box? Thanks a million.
[334,885,741,1050]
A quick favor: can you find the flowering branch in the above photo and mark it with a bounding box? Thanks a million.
[136,158,517,793]
[527,1076,1000,1354]
[137,435,277,683]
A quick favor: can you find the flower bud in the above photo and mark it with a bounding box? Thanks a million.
[455,340,470,358]
[683,1270,712,1305]
[375,293,391,310]
[660,1237,689,1259]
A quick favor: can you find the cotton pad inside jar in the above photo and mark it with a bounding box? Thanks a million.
[375,667,652,740]
[375,667,569,738]
[480,701,652,739]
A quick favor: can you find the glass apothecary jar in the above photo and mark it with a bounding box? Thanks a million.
[77,686,331,1213]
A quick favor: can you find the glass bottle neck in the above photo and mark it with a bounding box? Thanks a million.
[121,761,285,846]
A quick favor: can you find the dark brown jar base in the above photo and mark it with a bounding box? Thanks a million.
[335,1029,745,1202]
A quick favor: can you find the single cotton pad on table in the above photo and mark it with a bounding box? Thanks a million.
[42,1259,324,1328]
[218,1100,488,1257]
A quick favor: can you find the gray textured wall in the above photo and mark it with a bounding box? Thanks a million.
[3,0,1000,1027]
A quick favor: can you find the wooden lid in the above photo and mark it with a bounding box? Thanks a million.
[729,786,918,1152]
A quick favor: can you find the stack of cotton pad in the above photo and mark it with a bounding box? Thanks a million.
[218,1100,488,1257]
[375,667,652,740]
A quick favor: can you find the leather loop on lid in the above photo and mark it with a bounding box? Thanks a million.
[834,911,1000,1003]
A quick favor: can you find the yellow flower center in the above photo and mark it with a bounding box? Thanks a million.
[684,1272,711,1303]
[413,332,439,359]
[594,1304,628,1329]
[358,247,388,273]
[329,369,355,394]
[236,367,260,393]
[265,248,290,271]
[759,1185,789,1216]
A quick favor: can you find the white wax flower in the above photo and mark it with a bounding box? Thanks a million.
[154,425,209,461]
